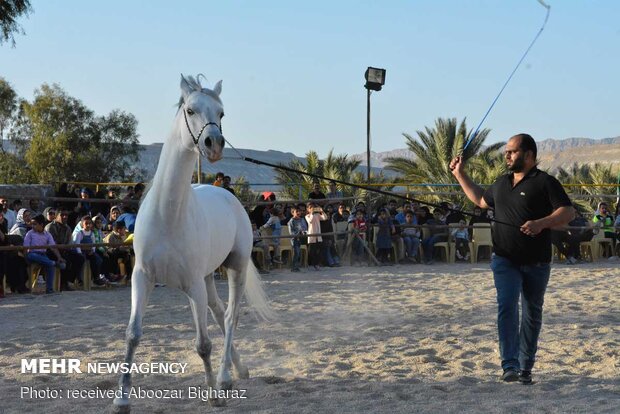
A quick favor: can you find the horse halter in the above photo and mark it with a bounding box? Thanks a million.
[183,106,222,146]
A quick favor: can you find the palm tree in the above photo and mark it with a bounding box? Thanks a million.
[385,117,505,205]
[274,149,393,207]
[556,163,616,213]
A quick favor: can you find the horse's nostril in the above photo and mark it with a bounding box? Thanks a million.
[205,137,212,148]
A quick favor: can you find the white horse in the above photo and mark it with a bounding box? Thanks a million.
[113,75,272,412]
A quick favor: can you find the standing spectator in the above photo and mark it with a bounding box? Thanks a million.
[0,198,16,231]
[23,215,66,294]
[75,188,94,218]
[401,211,421,263]
[222,176,236,196]
[450,133,573,384]
[46,209,85,291]
[213,172,225,187]
[332,203,348,224]
[287,206,306,272]
[73,215,107,286]
[320,206,340,267]
[452,219,471,261]
[261,207,283,266]
[326,181,343,199]
[305,202,327,270]
[132,183,146,202]
[308,182,327,202]
[375,209,396,264]
[29,199,43,216]
[9,208,32,238]
[351,209,368,265]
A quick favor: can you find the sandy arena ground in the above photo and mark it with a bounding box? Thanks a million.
[0,261,618,413]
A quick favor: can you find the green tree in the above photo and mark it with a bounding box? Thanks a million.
[0,0,32,46]
[0,77,18,150]
[0,151,33,183]
[385,117,505,205]
[556,163,616,213]
[8,83,143,183]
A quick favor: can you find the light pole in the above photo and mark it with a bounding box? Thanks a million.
[364,67,386,182]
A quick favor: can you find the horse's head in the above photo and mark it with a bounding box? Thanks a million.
[179,74,225,163]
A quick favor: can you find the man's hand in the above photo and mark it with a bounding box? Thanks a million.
[520,220,545,237]
[449,156,464,175]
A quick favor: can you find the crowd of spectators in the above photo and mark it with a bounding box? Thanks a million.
[2,178,619,297]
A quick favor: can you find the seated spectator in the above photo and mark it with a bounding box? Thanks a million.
[593,202,615,242]
[415,206,430,226]
[117,206,138,233]
[553,207,594,264]
[0,210,30,294]
[46,208,85,291]
[395,202,413,225]
[43,207,56,225]
[9,208,32,238]
[443,202,466,224]
[251,222,270,274]
[106,205,122,232]
[103,221,132,281]
[468,206,491,239]
[421,208,448,265]
[23,215,66,294]
[29,199,43,216]
[0,197,17,231]
[401,211,421,263]
[452,219,471,262]
[75,188,94,217]
[261,206,283,266]
[73,215,107,285]
[287,206,306,272]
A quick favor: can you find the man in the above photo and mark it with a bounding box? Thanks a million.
[551,206,593,264]
[326,181,343,199]
[222,175,236,196]
[450,133,574,384]
[46,209,85,291]
[308,182,326,202]
[0,198,16,230]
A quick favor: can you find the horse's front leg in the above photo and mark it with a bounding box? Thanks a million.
[113,268,153,413]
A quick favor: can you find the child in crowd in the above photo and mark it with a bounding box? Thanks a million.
[73,215,107,285]
[401,211,421,263]
[287,206,306,272]
[452,219,471,262]
[261,206,283,265]
[421,208,448,265]
[103,220,132,281]
[251,222,270,274]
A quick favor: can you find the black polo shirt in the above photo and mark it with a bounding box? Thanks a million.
[482,168,572,265]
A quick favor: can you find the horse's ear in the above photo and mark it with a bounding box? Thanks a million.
[213,80,222,96]
[180,74,192,100]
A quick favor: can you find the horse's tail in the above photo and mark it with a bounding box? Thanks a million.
[244,259,276,321]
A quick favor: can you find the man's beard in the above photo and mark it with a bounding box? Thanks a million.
[508,155,526,172]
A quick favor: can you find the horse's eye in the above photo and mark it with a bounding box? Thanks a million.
[187,108,195,116]
[220,112,225,119]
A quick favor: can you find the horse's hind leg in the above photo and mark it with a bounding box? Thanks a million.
[113,268,153,413]
[186,277,222,406]
[205,273,249,379]
[217,264,247,391]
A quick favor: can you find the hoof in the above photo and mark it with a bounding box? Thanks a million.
[233,365,250,380]
[112,398,131,414]
[217,379,234,391]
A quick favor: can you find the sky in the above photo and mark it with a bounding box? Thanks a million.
[1,0,619,158]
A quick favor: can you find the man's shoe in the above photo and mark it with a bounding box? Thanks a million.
[518,370,533,385]
[501,368,519,382]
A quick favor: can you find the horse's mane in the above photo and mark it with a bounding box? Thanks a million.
[177,74,222,110]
